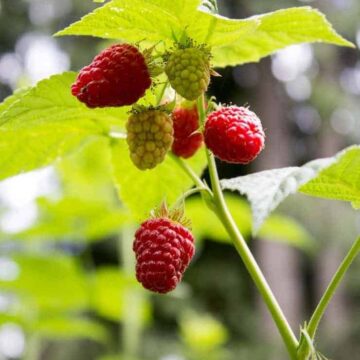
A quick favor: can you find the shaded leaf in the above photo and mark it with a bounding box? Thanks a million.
[111,140,206,220]
[91,267,151,323]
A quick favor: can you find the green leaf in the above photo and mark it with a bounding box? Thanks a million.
[57,137,117,203]
[92,267,151,323]
[56,0,202,46]
[0,72,126,130]
[57,3,353,69]
[300,146,360,208]
[0,254,88,312]
[209,7,354,67]
[0,88,30,117]
[0,121,101,179]
[36,317,109,343]
[220,158,334,233]
[0,73,130,181]
[0,122,102,181]
[111,140,206,220]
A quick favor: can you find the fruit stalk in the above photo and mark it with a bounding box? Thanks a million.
[196,94,299,359]
[298,236,360,359]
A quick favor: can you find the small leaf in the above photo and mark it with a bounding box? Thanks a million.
[111,140,206,220]
[221,158,334,233]
[300,146,360,209]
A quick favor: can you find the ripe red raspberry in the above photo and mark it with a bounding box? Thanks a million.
[172,103,203,158]
[133,215,195,294]
[72,44,151,108]
[204,106,265,164]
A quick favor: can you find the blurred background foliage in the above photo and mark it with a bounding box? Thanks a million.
[0,0,359,360]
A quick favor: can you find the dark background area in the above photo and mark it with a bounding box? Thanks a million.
[0,1,359,359]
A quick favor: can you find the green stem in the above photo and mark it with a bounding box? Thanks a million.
[195,94,299,359]
[308,236,360,338]
[169,152,209,191]
[156,81,168,106]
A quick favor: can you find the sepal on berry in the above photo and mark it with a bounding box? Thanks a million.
[151,201,192,229]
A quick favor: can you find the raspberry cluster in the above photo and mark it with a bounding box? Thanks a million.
[165,47,210,101]
[126,109,174,170]
[133,217,195,294]
[71,40,267,295]
[72,44,151,108]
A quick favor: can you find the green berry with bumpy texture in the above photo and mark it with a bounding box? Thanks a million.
[126,109,174,170]
[165,46,210,101]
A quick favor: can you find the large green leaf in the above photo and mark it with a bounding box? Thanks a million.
[208,7,354,67]
[111,140,207,220]
[0,88,30,117]
[0,73,129,181]
[0,72,126,130]
[56,0,202,46]
[221,146,359,233]
[0,122,101,181]
[56,2,353,68]
[220,158,333,233]
[300,146,360,209]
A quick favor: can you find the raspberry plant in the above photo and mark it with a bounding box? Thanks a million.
[0,0,359,359]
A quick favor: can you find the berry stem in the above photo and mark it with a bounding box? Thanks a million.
[169,152,210,192]
[196,94,299,359]
[298,236,360,358]
[156,81,169,106]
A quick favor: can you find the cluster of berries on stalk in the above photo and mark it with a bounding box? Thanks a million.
[71,39,265,293]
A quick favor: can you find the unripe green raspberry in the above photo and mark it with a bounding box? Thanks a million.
[126,109,174,170]
[165,47,210,100]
